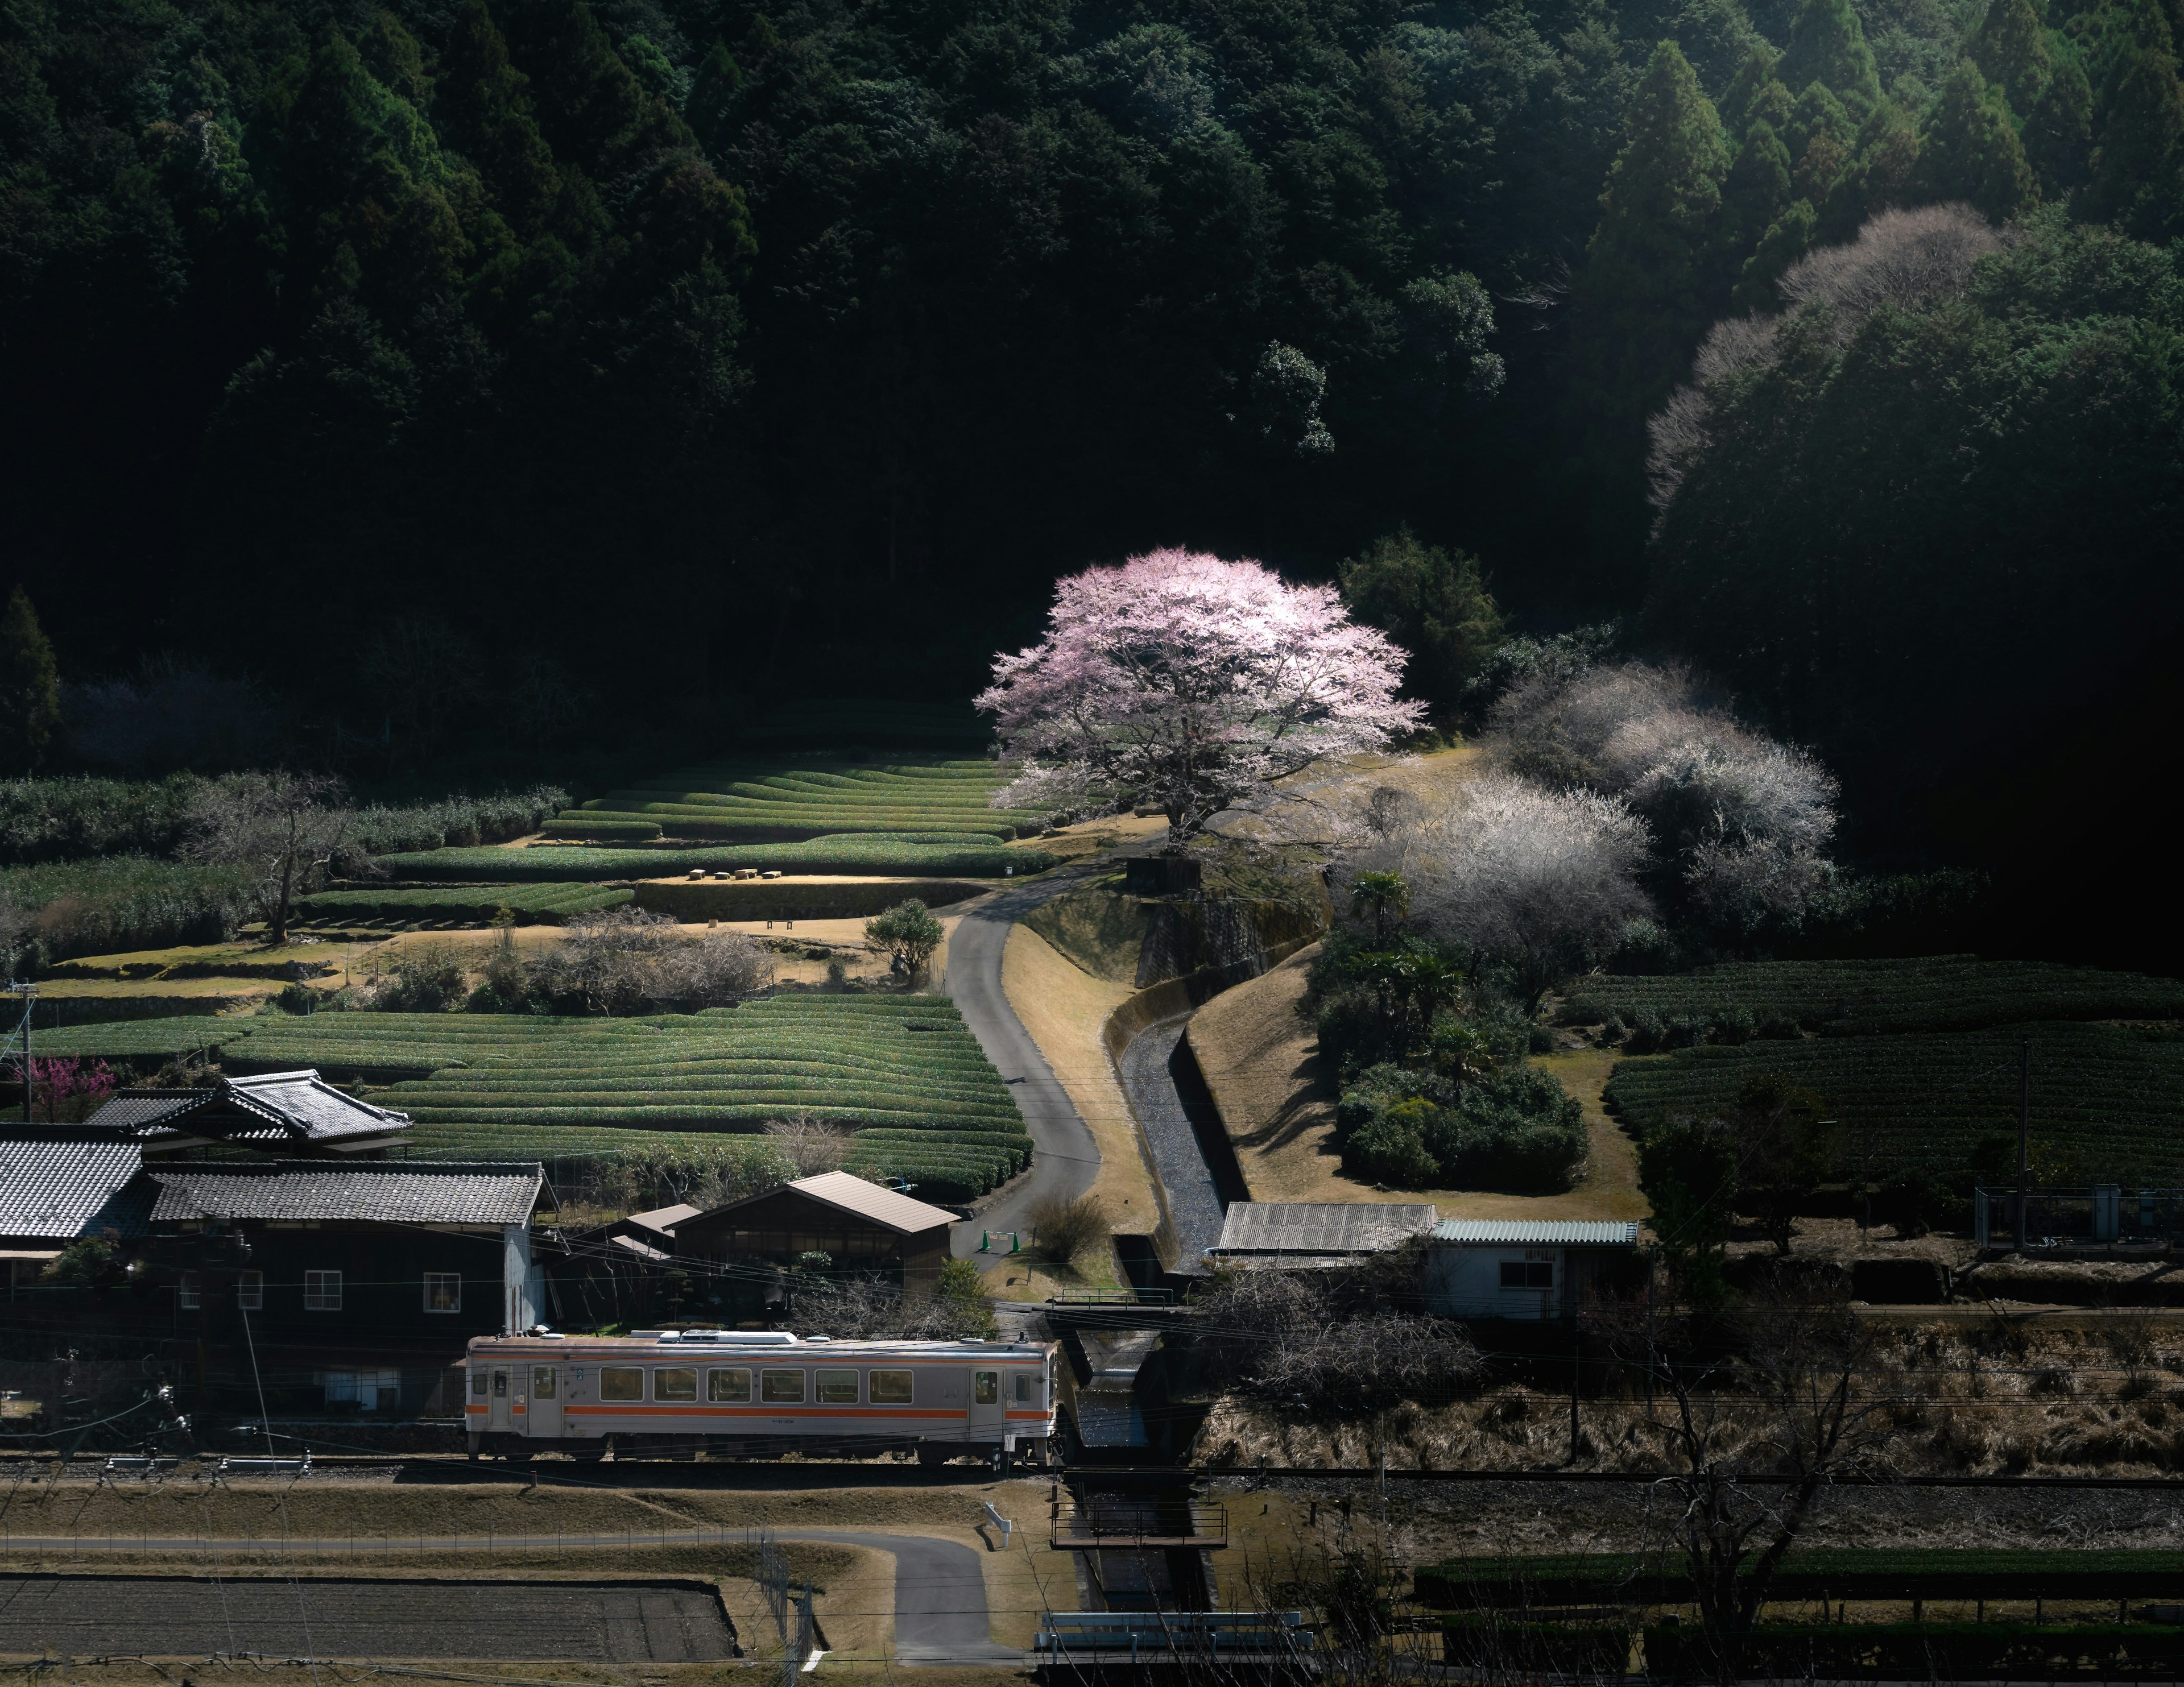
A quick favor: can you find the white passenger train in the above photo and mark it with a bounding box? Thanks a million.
[465,1329,1060,1464]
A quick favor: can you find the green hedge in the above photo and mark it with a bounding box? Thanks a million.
[1645,1622,2184,1681]
[1561,957,2184,1038]
[293,884,634,925]
[0,856,257,968]
[375,834,1057,881]
[540,818,663,842]
[1603,1021,2184,1184]
[632,879,990,922]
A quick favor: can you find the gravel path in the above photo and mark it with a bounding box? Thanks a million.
[771,1527,1020,1665]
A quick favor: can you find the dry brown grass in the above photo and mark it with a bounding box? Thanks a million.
[999,925,1157,1236]
[1188,950,1644,1218]
[1192,1317,2184,1477]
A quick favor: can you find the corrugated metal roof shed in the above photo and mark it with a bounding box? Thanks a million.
[0,1137,150,1239]
[1431,1220,1641,1246]
[148,1162,541,1226]
[1211,1201,1438,1255]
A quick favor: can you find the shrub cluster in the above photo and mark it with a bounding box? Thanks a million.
[0,775,202,865]
[0,856,257,969]
[1337,1063,1587,1192]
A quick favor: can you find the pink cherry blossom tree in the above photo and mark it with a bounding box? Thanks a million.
[978,549,1424,839]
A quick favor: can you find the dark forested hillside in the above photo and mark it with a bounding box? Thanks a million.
[5,0,2182,958]
[2,0,2061,679]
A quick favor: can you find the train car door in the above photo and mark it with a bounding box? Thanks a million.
[969,1366,1005,1437]
[528,1363,561,1437]
[488,1365,512,1432]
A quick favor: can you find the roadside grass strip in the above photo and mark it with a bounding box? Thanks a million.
[293,883,634,923]
[552,759,1047,841]
[1603,1020,2184,1183]
[374,832,1057,881]
[1560,956,2184,1036]
[37,998,1032,1195]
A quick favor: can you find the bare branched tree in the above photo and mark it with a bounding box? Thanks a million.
[535,908,774,1013]
[183,769,347,943]
[764,1111,854,1177]
[1596,1295,1898,1682]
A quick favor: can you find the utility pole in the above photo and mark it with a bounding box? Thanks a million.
[2015,1035,2031,1252]
[5,983,35,1124]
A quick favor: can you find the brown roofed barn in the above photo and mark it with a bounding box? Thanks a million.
[672,1171,957,1299]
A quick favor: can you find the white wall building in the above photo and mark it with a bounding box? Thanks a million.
[1420,1219,1641,1321]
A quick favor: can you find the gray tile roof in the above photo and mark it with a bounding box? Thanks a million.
[84,1072,408,1147]
[1210,1201,1438,1255]
[148,1162,542,1226]
[0,1137,150,1239]
[1432,1219,1642,1246]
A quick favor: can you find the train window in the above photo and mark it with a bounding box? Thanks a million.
[493,1371,508,1398]
[709,1369,752,1402]
[761,1369,805,1404]
[1499,1261,1553,1289]
[816,1369,859,1404]
[1014,1373,1039,1405]
[601,1367,644,1402]
[654,1368,698,1402]
[870,1370,913,1404]
[973,1371,999,1406]
[471,1372,488,1399]
[532,1367,557,1400]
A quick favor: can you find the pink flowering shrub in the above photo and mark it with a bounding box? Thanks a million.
[978,550,1422,837]
[23,1055,117,1122]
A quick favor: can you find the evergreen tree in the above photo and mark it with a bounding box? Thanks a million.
[2086,47,2184,238]
[1820,97,1921,237]
[1339,530,1507,714]
[1778,0,1883,108]
[1577,42,1733,416]
[1970,0,2054,117]
[1722,118,1797,251]
[1722,43,1785,127]
[436,0,561,238]
[1788,83,1857,198]
[2025,53,2094,193]
[1734,197,1817,308]
[687,42,746,160]
[1914,61,2038,218]
[0,587,61,772]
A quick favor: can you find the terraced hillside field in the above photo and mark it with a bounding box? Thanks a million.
[1561,956,2184,1037]
[293,883,634,925]
[546,760,1046,841]
[37,997,1029,1201]
[374,833,1056,881]
[1603,1021,2184,1184]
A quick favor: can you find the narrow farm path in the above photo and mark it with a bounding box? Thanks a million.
[769,1527,1020,1665]
[944,848,1158,1258]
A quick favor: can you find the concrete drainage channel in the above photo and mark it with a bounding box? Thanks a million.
[0,1575,738,1660]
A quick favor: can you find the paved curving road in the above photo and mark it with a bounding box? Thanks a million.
[943,859,1132,1259]
[772,1527,1021,1665]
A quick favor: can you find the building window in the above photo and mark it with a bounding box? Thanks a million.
[177,1272,200,1311]
[708,1368,752,1402]
[870,1369,913,1404]
[325,1369,400,1411]
[760,1369,805,1404]
[654,1367,698,1402]
[422,1273,461,1313]
[1499,1260,1554,1289]
[236,1270,263,1311]
[601,1367,643,1402]
[1015,1372,1040,1405]
[973,1370,999,1406]
[816,1369,859,1404]
[532,1367,557,1400]
[304,1270,342,1311]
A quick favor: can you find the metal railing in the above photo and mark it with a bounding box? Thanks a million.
[1048,1287,1175,1306]
[1051,1501,1227,1550]
[1034,1610,1309,1656]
